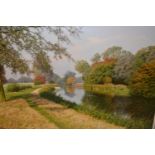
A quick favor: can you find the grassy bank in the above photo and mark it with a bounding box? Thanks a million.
[0,98,57,128]
[40,88,151,129]
[6,86,39,100]
[84,84,130,96]
[3,83,151,129]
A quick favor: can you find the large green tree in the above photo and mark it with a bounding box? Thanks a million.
[75,60,90,79]
[85,61,114,84]
[0,26,80,102]
[132,46,155,71]
[112,51,134,84]
[103,46,130,59]
[102,46,134,84]
[91,53,101,64]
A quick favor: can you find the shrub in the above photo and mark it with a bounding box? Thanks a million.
[7,83,32,92]
[34,75,46,85]
[130,59,155,98]
[103,76,112,84]
[40,84,55,93]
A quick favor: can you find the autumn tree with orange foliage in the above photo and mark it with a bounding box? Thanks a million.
[130,59,155,98]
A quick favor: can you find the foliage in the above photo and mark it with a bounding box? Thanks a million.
[75,60,90,76]
[112,51,134,84]
[34,75,46,85]
[39,84,55,93]
[33,51,53,82]
[0,27,80,70]
[85,60,115,84]
[84,84,130,96]
[0,26,81,101]
[6,83,32,92]
[103,76,112,84]
[103,46,131,59]
[130,59,155,98]
[132,46,155,71]
[91,53,101,63]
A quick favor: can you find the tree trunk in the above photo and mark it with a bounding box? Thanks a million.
[0,65,6,102]
[0,78,6,102]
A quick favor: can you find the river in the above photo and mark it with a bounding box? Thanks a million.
[55,86,155,128]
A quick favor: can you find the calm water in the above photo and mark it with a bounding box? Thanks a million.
[56,87,155,128]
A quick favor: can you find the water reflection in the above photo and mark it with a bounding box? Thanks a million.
[64,87,76,97]
[56,86,85,105]
[82,93,132,119]
[55,87,155,127]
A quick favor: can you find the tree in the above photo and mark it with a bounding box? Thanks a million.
[91,53,101,64]
[0,65,6,101]
[34,75,46,85]
[112,51,134,84]
[102,46,134,84]
[33,51,53,82]
[0,26,80,102]
[85,60,115,84]
[130,59,155,98]
[132,46,155,71]
[63,71,76,85]
[75,60,90,79]
[103,46,130,60]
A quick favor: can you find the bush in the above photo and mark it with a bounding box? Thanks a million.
[103,76,112,84]
[40,84,55,93]
[34,75,46,85]
[7,83,32,92]
[130,59,155,98]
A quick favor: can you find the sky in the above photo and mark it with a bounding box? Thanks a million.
[6,26,155,79]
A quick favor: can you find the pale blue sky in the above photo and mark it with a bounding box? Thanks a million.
[6,26,155,78]
[52,26,155,77]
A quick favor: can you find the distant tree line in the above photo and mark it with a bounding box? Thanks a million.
[75,46,155,98]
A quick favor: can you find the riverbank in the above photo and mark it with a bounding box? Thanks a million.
[40,85,152,128]
[84,84,130,96]
[0,84,123,128]
[27,95,122,129]
[0,98,57,128]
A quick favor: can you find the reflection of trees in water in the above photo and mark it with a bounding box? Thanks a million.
[82,92,155,120]
[82,92,117,112]
[82,92,130,114]
[126,97,155,120]
[64,86,75,97]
